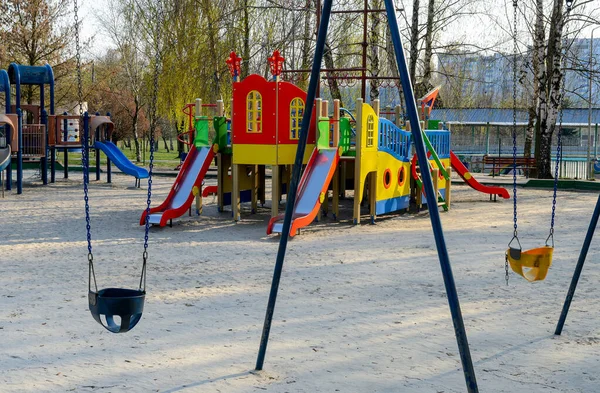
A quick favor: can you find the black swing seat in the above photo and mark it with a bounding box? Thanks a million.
[89,288,145,333]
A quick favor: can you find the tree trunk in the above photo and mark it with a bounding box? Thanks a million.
[242,0,251,78]
[417,0,435,98]
[409,0,420,84]
[535,0,565,179]
[324,40,343,106]
[162,136,170,152]
[369,0,382,102]
[525,0,544,162]
[132,99,142,162]
[177,120,185,155]
[299,0,313,90]
[202,0,220,101]
[386,24,405,114]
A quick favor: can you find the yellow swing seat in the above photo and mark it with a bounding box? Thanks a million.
[506,246,553,282]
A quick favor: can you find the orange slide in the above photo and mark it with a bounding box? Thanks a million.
[450,151,510,199]
[267,148,340,237]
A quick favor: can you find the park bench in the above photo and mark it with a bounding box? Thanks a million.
[483,155,536,178]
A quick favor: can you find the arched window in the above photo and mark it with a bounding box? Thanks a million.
[246,91,262,133]
[289,98,304,140]
[366,114,375,147]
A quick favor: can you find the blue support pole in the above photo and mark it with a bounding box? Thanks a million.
[84,112,90,182]
[106,112,112,184]
[383,0,479,391]
[555,193,600,335]
[63,113,69,179]
[3,71,12,191]
[41,107,48,185]
[17,109,23,195]
[95,112,101,181]
[255,0,334,371]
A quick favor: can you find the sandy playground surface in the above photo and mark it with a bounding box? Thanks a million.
[1,172,600,393]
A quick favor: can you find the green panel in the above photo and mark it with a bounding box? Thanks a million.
[339,117,352,154]
[194,116,210,148]
[317,116,330,150]
[421,130,449,179]
[427,120,440,129]
[213,116,228,152]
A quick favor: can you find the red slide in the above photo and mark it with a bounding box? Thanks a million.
[140,145,216,227]
[450,151,509,199]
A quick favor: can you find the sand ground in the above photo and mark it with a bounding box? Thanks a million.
[1,172,599,393]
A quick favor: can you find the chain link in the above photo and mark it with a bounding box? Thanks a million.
[548,3,571,247]
[74,1,95,285]
[141,2,165,290]
[506,0,520,286]
[511,0,519,240]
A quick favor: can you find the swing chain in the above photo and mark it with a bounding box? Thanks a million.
[506,0,519,286]
[505,254,510,286]
[511,0,519,241]
[140,1,164,291]
[74,0,98,291]
[547,2,570,248]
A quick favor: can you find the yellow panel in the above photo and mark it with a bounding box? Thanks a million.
[376,153,411,202]
[356,103,379,205]
[277,143,315,165]
[233,144,277,165]
[428,158,451,189]
[221,164,255,192]
[359,104,378,175]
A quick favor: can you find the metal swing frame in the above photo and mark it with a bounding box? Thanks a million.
[555,194,600,335]
[253,0,479,392]
[505,0,570,284]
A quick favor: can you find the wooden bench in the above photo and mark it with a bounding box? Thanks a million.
[483,155,536,178]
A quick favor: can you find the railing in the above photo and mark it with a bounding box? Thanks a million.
[22,124,46,158]
[424,130,450,158]
[378,118,412,161]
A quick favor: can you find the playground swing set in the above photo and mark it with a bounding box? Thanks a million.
[504,0,567,284]
[2,0,583,390]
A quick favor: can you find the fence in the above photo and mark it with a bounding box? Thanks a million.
[22,124,46,158]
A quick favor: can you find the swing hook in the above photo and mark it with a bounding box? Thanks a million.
[508,234,522,260]
[545,228,555,248]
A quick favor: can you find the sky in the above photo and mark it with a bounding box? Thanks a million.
[78,0,114,56]
[77,0,599,59]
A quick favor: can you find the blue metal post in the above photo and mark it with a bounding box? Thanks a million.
[255,0,334,371]
[84,112,90,181]
[40,86,48,185]
[555,193,600,335]
[41,108,49,185]
[63,113,69,179]
[17,109,22,195]
[384,0,479,391]
[95,112,101,181]
[106,112,112,184]
[12,65,23,194]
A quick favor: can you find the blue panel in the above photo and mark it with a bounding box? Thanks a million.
[223,190,253,206]
[8,64,53,85]
[375,195,410,215]
[424,130,451,159]
[421,188,446,205]
[378,118,412,162]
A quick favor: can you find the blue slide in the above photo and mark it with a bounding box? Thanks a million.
[94,141,149,179]
[0,146,10,172]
